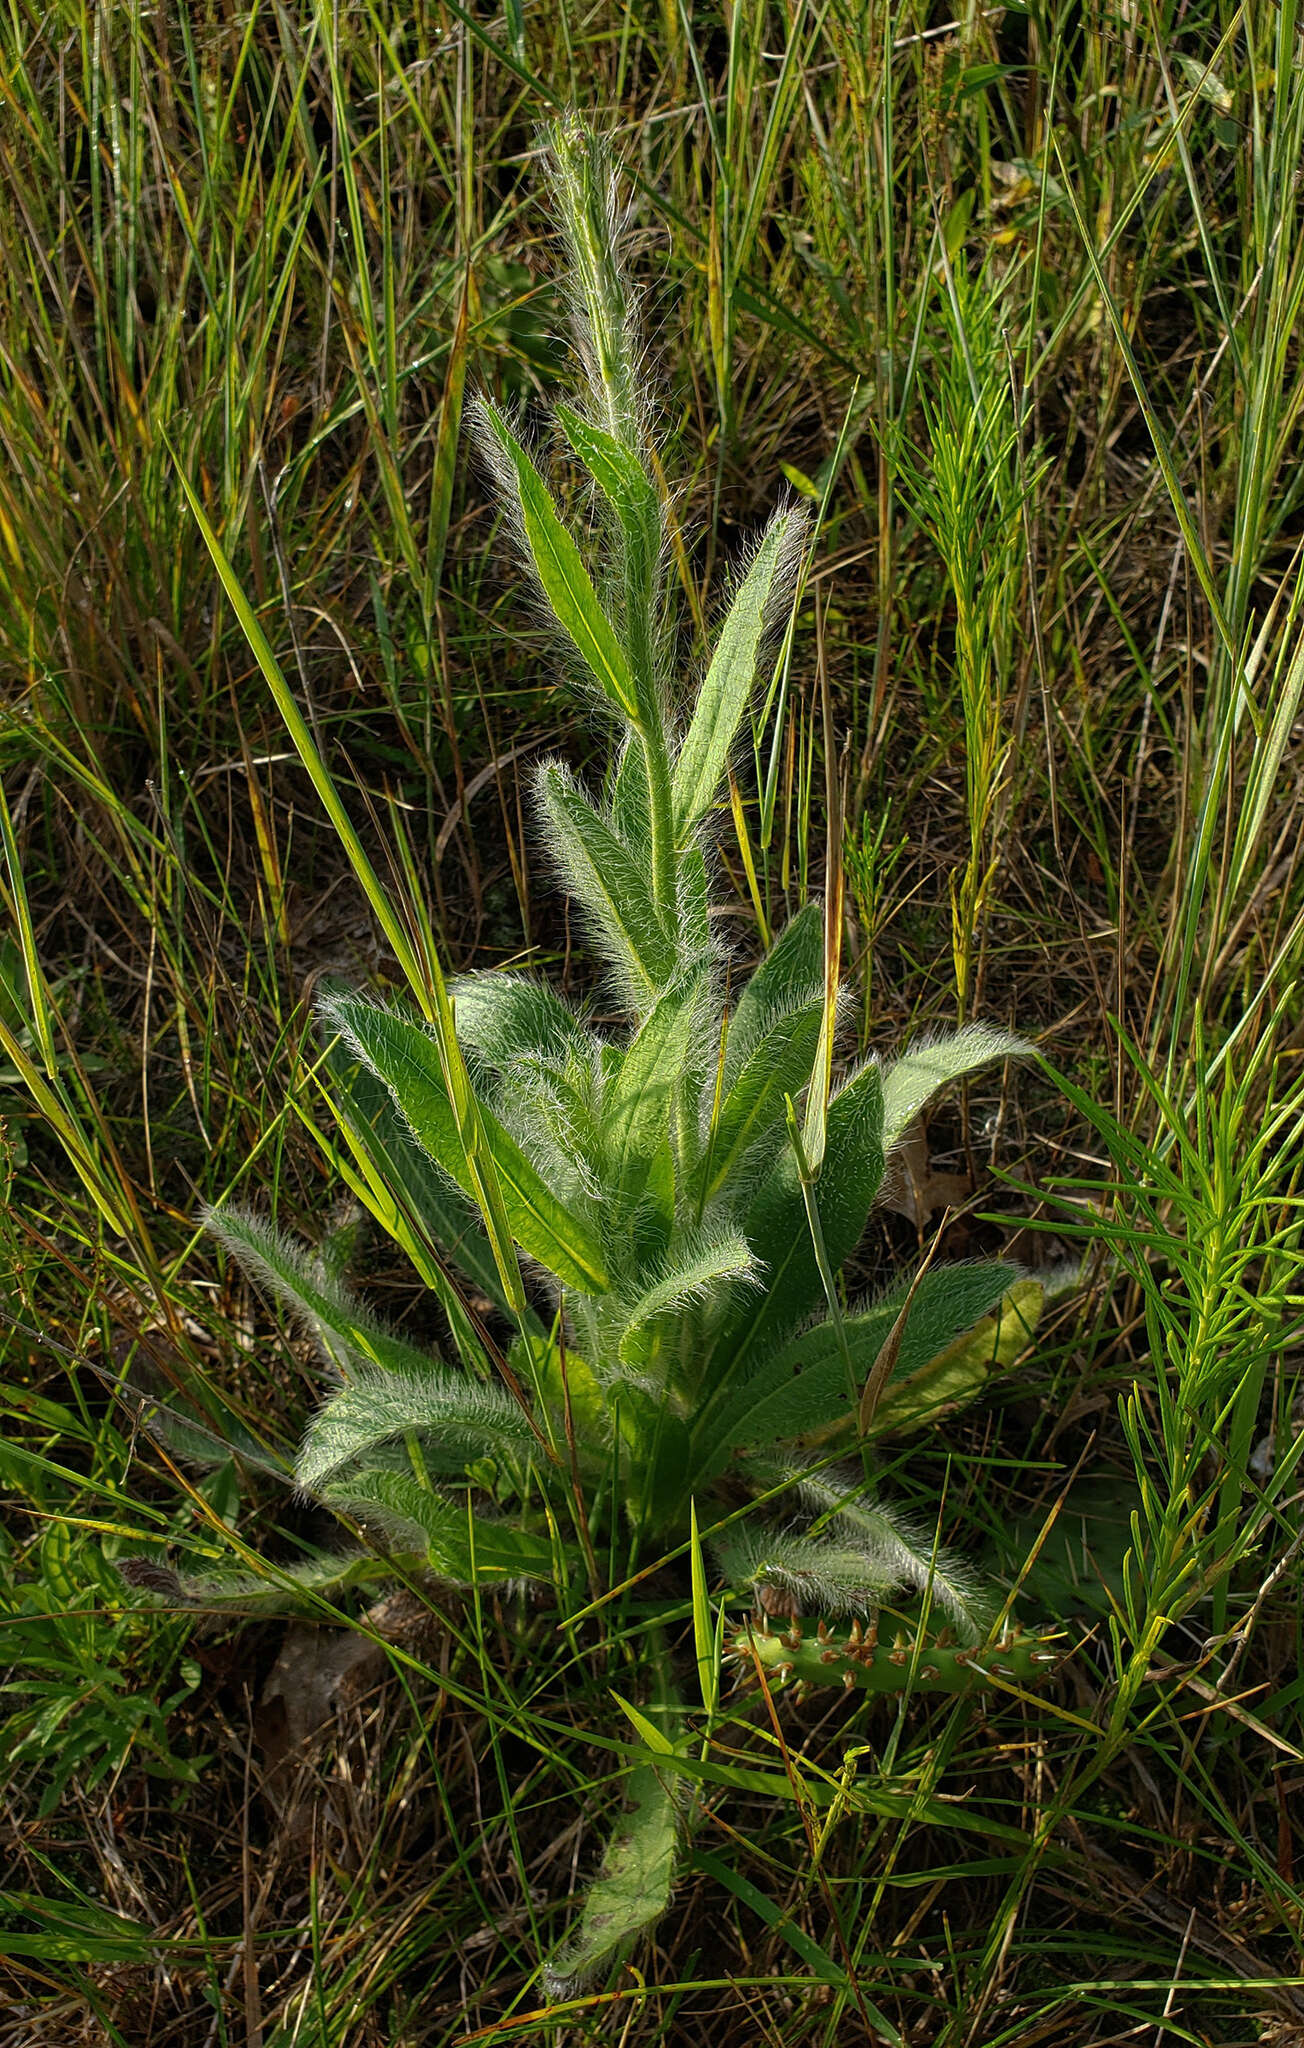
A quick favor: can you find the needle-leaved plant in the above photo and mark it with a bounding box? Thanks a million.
[163,122,1063,1993]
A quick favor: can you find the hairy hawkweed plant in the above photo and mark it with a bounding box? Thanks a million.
[151,120,1065,1994]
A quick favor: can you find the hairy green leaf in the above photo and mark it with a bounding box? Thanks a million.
[477,398,640,721]
[696,995,823,1209]
[603,970,707,1225]
[324,1471,556,1582]
[879,1025,1028,1151]
[537,765,678,1005]
[672,511,804,836]
[702,1261,1020,1460]
[296,1366,537,1493]
[546,1761,680,1995]
[449,972,595,1073]
[869,1278,1044,1438]
[701,1059,886,1394]
[319,1040,518,1338]
[206,1203,443,1381]
[721,901,824,1091]
[556,402,661,574]
[320,991,609,1294]
[618,1231,757,1363]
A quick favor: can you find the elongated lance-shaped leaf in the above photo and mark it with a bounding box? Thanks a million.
[774,1465,998,1635]
[322,1471,558,1583]
[476,398,641,722]
[296,1365,538,1494]
[205,1203,449,1382]
[556,403,661,589]
[536,765,678,1006]
[868,1277,1044,1440]
[617,1231,757,1363]
[603,969,708,1223]
[319,1040,520,1325]
[449,971,596,1073]
[713,1523,903,1615]
[695,995,823,1210]
[699,1058,885,1398]
[120,1547,396,1619]
[556,402,664,724]
[721,901,824,1091]
[720,1481,996,1637]
[545,1760,680,1996]
[320,991,609,1296]
[879,1026,1028,1152]
[696,1262,1020,1471]
[672,510,805,837]
[607,733,652,851]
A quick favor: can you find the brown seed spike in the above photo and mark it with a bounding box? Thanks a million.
[843,1669,856,1691]
[817,1621,831,1645]
[849,1619,863,1647]
[784,1622,802,1649]
[864,1616,879,1650]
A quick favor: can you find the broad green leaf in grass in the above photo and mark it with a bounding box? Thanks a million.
[698,1262,1020,1467]
[121,1546,393,1618]
[879,1025,1028,1152]
[603,970,707,1221]
[696,995,823,1209]
[672,510,804,837]
[296,1365,537,1492]
[777,1470,999,1636]
[721,900,824,1090]
[138,1402,291,1482]
[448,971,595,1073]
[323,1471,556,1583]
[204,1203,444,1381]
[607,735,652,852]
[868,1278,1044,1439]
[555,402,661,573]
[320,1041,515,1321]
[476,398,641,721]
[703,1060,885,1391]
[677,844,712,951]
[320,991,609,1294]
[536,764,678,1004]
[714,1523,903,1614]
[545,1761,680,1996]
